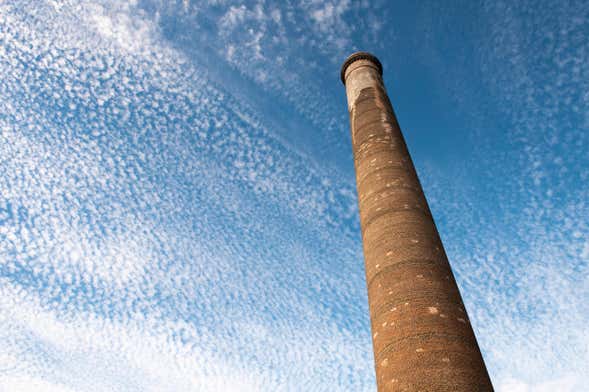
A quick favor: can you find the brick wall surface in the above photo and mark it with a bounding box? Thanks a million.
[342,52,494,392]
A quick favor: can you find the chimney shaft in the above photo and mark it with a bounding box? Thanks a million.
[341,52,494,391]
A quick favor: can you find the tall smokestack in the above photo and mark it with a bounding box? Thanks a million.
[341,52,494,391]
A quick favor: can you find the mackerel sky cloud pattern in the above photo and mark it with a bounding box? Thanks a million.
[1,1,587,391]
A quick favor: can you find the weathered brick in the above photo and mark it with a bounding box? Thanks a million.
[342,52,494,392]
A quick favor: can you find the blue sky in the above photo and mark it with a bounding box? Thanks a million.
[0,1,587,391]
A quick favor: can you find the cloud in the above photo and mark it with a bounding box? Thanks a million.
[309,0,350,33]
[219,5,249,30]
[0,1,374,390]
[496,373,583,392]
[0,377,77,392]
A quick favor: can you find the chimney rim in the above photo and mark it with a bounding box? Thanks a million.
[340,51,383,85]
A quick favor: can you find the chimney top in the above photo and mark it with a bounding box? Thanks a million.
[340,52,383,85]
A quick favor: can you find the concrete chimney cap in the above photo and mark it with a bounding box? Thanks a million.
[340,51,383,85]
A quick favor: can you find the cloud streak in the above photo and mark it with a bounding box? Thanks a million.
[1,1,374,390]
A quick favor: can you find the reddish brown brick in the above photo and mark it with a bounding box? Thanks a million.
[342,52,494,391]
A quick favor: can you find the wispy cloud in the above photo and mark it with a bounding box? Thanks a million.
[0,1,373,390]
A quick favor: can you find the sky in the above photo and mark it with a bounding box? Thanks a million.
[0,1,588,391]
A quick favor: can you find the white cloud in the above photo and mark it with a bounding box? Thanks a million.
[219,5,248,30]
[497,374,583,392]
[310,0,350,28]
[0,2,374,391]
[85,3,160,55]
[0,377,76,392]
